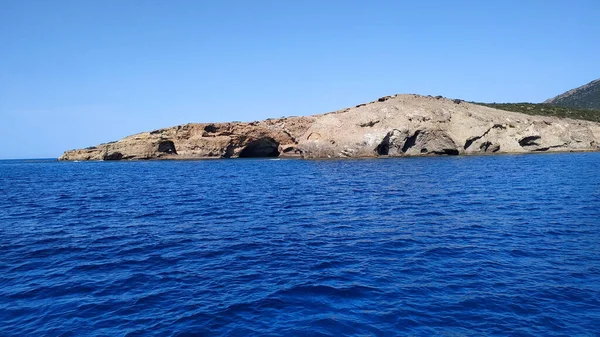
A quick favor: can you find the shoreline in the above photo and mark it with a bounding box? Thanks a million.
[56,147,600,162]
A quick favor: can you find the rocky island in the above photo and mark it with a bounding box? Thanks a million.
[59,94,600,161]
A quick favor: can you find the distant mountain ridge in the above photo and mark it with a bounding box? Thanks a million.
[544,78,600,110]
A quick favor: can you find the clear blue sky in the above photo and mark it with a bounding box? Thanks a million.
[1,0,598,159]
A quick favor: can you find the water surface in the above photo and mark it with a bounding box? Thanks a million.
[1,154,599,336]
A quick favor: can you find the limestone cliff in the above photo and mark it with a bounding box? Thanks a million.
[59,94,600,161]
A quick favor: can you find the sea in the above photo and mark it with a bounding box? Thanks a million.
[1,153,599,336]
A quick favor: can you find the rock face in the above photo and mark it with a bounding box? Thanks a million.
[59,116,314,161]
[59,94,600,161]
[544,78,600,110]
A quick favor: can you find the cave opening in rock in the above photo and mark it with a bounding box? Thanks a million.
[158,140,177,154]
[432,148,459,155]
[103,152,123,161]
[239,138,280,158]
[376,137,390,155]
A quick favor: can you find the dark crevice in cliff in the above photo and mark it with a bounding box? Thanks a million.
[281,129,297,143]
[239,138,280,158]
[480,141,500,153]
[532,143,568,152]
[464,136,480,150]
[519,135,542,147]
[360,120,380,127]
[222,144,235,158]
[464,124,506,150]
[376,135,391,155]
[480,141,492,152]
[401,130,421,153]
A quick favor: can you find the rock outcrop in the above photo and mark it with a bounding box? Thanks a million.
[59,94,600,161]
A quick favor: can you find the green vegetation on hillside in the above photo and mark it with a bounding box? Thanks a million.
[544,79,600,110]
[474,103,600,123]
[550,92,600,110]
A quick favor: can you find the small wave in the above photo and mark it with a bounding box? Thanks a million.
[274,284,380,300]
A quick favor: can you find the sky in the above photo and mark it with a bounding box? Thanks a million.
[1,0,599,159]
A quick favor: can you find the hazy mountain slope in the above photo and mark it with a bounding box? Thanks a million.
[544,79,600,110]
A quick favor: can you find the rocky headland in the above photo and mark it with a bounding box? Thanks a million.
[59,94,600,161]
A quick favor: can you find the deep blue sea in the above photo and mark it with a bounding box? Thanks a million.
[1,153,600,336]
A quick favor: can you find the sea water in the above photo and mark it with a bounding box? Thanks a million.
[1,154,599,336]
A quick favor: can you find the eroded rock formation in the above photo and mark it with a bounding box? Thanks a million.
[59,94,600,160]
